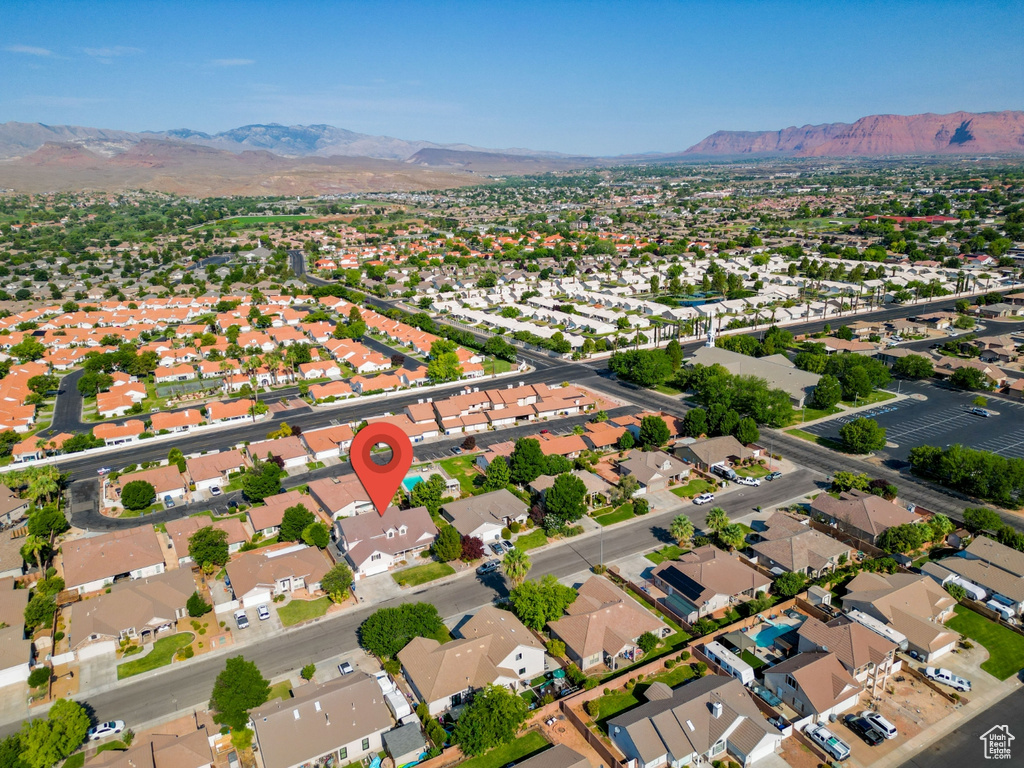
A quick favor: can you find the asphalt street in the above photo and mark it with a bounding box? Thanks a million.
[0,467,817,735]
[899,685,1024,768]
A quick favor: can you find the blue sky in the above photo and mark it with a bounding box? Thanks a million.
[2,0,1022,156]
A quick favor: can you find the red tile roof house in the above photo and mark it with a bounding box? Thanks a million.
[308,476,373,519]
[154,364,198,383]
[93,419,146,446]
[61,526,166,595]
[247,491,318,538]
[165,516,250,566]
[150,408,204,434]
[185,450,250,492]
[299,361,343,380]
[247,436,310,469]
[337,505,437,580]
[301,425,355,462]
[206,398,257,423]
[224,543,331,608]
[116,465,188,506]
[95,389,137,418]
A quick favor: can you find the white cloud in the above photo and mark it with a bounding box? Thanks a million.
[5,44,53,57]
[84,46,142,58]
[211,58,255,67]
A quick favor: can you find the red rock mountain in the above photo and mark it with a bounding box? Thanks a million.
[684,110,1024,157]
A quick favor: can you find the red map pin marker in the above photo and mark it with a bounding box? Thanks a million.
[350,422,414,516]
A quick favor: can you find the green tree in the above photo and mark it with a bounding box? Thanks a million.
[963,507,1003,533]
[432,525,463,562]
[359,603,446,659]
[666,339,683,370]
[0,735,25,768]
[608,349,673,388]
[670,515,694,546]
[509,574,577,631]
[509,438,546,486]
[239,460,283,503]
[617,431,635,450]
[301,522,331,549]
[544,473,588,528]
[483,456,511,491]
[773,571,807,597]
[841,366,873,401]
[944,582,967,602]
[452,684,529,757]
[26,376,58,396]
[682,408,708,438]
[168,447,187,473]
[638,415,670,449]
[811,374,842,409]
[10,339,46,363]
[717,523,746,551]
[209,656,271,731]
[705,507,729,532]
[733,417,759,445]
[18,698,90,768]
[188,526,229,569]
[892,354,934,379]
[930,513,954,539]
[321,563,354,603]
[26,667,50,689]
[637,631,659,655]
[279,504,316,542]
[950,367,990,391]
[187,591,211,617]
[24,594,55,631]
[426,340,463,383]
[120,480,156,510]
[613,475,640,504]
[839,417,887,453]
[300,664,316,681]
[410,474,446,516]
[501,547,531,588]
[76,371,113,398]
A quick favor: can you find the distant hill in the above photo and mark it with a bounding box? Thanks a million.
[682,110,1024,157]
[407,147,596,174]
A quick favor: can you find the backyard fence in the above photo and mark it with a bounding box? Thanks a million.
[560,700,627,768]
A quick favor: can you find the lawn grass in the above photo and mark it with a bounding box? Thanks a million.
[514,529,549,551]
[267,681,293,701]
[740,650,766,669]
[218,215,316,227]
[456,731,549,768]
[62,755,85,768]
[117,633,193,680]
[596,503,635,527]
[785,428,845,451]
[734,464,770,479]
[947,604,1024,680]
[593,688,639,725]
[654,662,696,688]
[95,741,127,754]
[653,383,683,396]
[438,455,481,495]
[670,478,715,498]
[392,561,455,587]
[278,597,331,627]
[840,389,896,408]
[788,405,842,425]
[646,544,688,565]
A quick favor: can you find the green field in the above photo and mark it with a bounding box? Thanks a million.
[457,731,550,768]
[392,562,455,587]
[670,478,715,498]
[62,755,85,768]
[117,633,194,679]
[438,455,480,494]
[217,215,316,227]
[596,503,634,526]
[789,405,843,425]
[947,605,1024,680]
[840,390,896,408]
[278,597,331,627]
[513,529,549,551]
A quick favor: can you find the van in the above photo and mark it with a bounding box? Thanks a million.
[806,723,850,761]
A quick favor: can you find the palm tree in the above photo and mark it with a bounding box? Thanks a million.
[502,547,532,589]
[705,507,730,533]
[21,534,48,573]
[670,515,694,547]
[27,467,59,506]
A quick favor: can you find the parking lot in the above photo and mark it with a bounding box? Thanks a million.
[800,381,1024,461]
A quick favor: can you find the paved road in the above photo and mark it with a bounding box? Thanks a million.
[899,685,1024,767]
[0,467,817,735]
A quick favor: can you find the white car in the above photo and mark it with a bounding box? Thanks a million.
[257,604,270,621]
[234,610,249,630]
[88,721,125,741]
[924,666,971,691]
[338,661,354,676]
[210,486,223,496]
[736,476,761,487]
[693,493,715,505]
[859,711,897,740]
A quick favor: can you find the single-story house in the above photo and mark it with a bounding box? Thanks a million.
[617,449,691,494]
[165,516,250,566]
[307,476,372,519]
[185,450,249,492]
[247,436,309,469]
[62,526,166,595]
[675,435,754,473]
[809,490,919,546]
[651,546,772,622]
[440,489,528,543]
[224,543,330,607]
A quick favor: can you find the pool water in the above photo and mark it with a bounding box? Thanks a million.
[402,476,424,492]
[752,621,800,648]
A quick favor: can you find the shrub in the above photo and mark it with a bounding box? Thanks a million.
[584,700,600,717]
[187,591,211,617]
[633,498,650,516]
[121,480,156,510]
[27,666,50,688]
[501,527,512,540]
[300,664,316,681]
[546,639,565,657]
[664,658,676,669]
[509,521,521,534]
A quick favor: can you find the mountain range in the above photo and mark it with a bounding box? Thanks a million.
[0,110,1021,195]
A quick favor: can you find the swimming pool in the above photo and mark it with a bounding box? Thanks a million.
[402,476,424,492]
[751,619,802,648]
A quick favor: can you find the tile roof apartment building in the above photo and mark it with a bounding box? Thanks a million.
[547,576,670,672]
[609,675,784,768]
[250,672,393,768]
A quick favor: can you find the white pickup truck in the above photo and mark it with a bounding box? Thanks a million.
[805,722,851,761]
[924,666,971,691]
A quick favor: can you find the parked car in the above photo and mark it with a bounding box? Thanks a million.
[210,486,223,496]
[765,471,783,481]
[257,604,270,621]
[859,711,897,740]
[844,715,884,746]
[970,407,991,417]
[476,560,500,575]
[805,723,851,761]
[88,721,126,741]
[228,499,239,510]
[693,493,715,505]
[736,476,761,487]
[489,543,503,557]
[924,667,971,691]
[338,661,354,676]
[499,540,514,553]
[164,495,175,508]
[540,429,549,434]
[97,466,112,476]
[234,610,249,630]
